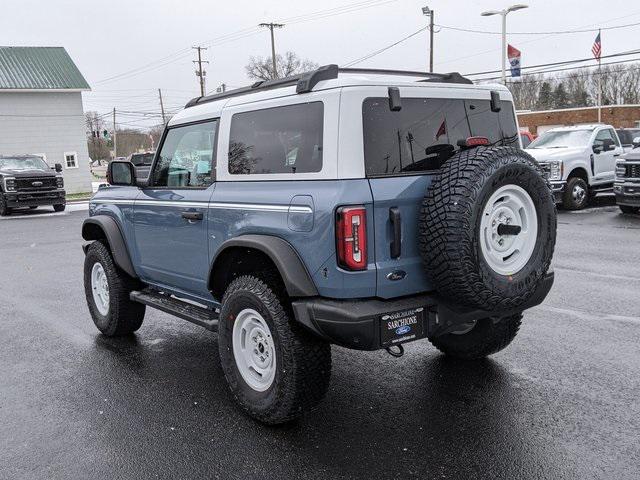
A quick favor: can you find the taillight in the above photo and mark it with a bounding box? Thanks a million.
[336,206,367,271]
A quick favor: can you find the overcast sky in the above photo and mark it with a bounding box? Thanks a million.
[3,0,639,129]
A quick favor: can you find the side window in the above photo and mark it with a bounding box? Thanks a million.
[228,102,324,175]
[152,120,218,188]
[594,129,618,149]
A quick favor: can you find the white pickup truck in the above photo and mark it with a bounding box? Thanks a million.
[526,124,623,209]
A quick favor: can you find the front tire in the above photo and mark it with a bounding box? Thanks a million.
[218,274,331,424]
[53,204,66,212]
[562,177,589,210]
[620,205,640,215]
[83,240,145,336]
[429,313,523,359]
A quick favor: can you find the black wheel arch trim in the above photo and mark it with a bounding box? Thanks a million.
[209,235,318,298]
[82,216,137,278]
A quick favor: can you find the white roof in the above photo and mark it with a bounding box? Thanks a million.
[169,72,510,126]
[547,124,610,132]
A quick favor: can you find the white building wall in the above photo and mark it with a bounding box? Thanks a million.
[0,91,92,194]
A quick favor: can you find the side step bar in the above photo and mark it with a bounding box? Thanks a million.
[130,289,219,332]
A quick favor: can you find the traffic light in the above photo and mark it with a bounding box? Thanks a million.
[103,130,110,139]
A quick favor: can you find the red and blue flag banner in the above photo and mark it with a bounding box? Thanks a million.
[592,32,602,60]
[508,44,522,77]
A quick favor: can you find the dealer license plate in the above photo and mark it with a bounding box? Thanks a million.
[380,307,426,347]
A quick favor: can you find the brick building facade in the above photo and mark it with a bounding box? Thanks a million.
[517,105,640,136]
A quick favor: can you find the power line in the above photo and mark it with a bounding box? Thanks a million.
[342,27,427,67]
[436,20,640,36]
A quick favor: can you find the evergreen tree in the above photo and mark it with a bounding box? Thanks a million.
[552,83,569,109]
[538,82,553,110]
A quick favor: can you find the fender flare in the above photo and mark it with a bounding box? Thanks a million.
[209,235,318,298]
[82,216,137,278]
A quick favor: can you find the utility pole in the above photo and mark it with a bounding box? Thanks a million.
[158,88,166,124]
[481,4,529,85]
[259,23,284,78]
[422,6,434,72]
[192,46,209,96]
[112,108,117,159]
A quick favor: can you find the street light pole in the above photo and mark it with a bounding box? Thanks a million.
[422,6,434,72]
[481,4,528,85]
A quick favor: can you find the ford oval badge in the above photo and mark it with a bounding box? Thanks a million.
[396,325,411,335]
[387,270,406,281]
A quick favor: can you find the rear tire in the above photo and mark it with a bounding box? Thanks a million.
[562,177,589,210]
[620,205,640,214]
[429,313,522,359]
[83,240,145,336]
[0,196,11,216]
[218,274,331,424]
[53,204,65,212]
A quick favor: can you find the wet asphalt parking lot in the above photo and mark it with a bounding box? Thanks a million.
[1,199,639,480]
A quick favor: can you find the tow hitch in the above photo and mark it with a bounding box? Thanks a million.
[385,344,404,358]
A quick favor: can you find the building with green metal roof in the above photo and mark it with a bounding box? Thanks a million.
[0,47,92,194]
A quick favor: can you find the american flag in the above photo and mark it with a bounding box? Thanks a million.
[592,31,601,60]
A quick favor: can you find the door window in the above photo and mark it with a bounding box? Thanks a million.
[152,120,218,187]
[228,102,324,175]
[593,129,619,150]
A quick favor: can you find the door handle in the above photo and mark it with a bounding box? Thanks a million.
[389,207,401,259]
[614,153,621,157]
[181,211,203,221]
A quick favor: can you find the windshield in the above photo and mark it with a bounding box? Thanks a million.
[528,130,593,149]
[130,153,155,166]
[0,156,49,171]
[617,129,640,146]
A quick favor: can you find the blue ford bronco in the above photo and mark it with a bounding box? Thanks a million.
[82,66,556,424]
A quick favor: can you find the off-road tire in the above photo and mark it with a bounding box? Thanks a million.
[620,205,640,215]
[419,146,556,311]
[429,313,522,359]
[83,240,145,336]
[562,177,589,210]
[53,204,66,212]
[0,195,11,216]
[218,274,331,425]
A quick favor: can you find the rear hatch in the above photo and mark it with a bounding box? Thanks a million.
[363,94,520,298]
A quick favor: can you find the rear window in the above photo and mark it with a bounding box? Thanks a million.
[228,102,324,175]
[362,98,518,177]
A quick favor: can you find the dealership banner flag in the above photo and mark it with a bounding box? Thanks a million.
[508,44,522,77]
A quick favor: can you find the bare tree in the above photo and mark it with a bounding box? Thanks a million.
[245,51,319,81]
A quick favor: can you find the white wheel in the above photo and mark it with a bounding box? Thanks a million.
[91,262,110,316]
[232,308,276,392]
[479,184,538,276]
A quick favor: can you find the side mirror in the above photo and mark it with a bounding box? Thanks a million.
[602,139,616,152]
[107,160,136,186]
[55,163,63,173]
[633,136,640,149]
[592,144,603,154]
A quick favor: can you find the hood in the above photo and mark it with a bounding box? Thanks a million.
[622,148,640,161]
[526,147,586,163]
[0,168,57,178]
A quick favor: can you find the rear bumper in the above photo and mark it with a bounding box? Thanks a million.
[292,272,555,351]
[3,190,65,207]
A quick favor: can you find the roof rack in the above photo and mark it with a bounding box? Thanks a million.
[184,64,473,109]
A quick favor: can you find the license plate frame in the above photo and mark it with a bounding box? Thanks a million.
[380,307,426,347]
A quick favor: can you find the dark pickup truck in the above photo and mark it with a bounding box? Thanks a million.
[0,155,66,216]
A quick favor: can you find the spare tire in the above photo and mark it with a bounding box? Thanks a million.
[419,146,556,311]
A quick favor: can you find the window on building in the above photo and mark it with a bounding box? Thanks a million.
[152,120,218,188]
[64,152,78,169]
[228,102,324,175]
